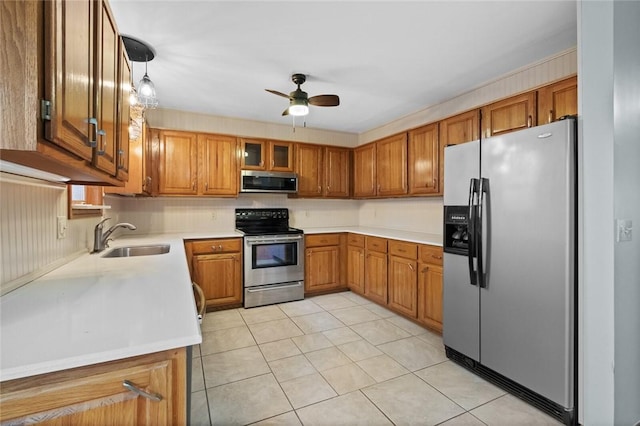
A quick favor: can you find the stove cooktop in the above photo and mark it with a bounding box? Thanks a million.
[235,208,302,236]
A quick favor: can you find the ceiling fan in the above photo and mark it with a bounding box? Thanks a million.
[266,73,340,117]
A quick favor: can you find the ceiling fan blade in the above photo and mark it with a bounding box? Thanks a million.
[308,94,340,107]
[266,89,291,99]
[282,107,290,116]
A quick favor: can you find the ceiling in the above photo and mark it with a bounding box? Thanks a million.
[109,1,577,134]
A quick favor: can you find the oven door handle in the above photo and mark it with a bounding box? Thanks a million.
[245,235,303,245]
[246,282,303,293]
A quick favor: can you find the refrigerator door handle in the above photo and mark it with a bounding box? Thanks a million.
[467,178,478,286]
[477,177,488,288]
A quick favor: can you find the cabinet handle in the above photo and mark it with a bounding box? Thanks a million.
[318,185,322,194]
[192,181,196,191]
[219,244,223,251]
[205,182,209,191]
[192,281,206,322]
[117,149,125,169]
[271,160,275,168]
[548,110,553,124]
[408,263,414,271]
[123,380,163,402]
[431,254,443,260]
[87,118,99,147]
[96,129,107,155]
[527,115,532,128]
[398,248,406,252]
[421,267,429,273]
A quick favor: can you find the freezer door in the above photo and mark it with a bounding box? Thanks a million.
[443,141,480,360]
[479,120,575,408]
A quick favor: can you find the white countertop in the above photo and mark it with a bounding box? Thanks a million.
[0,235,205,382]
[303,226,443,246]
[0,227,440,382]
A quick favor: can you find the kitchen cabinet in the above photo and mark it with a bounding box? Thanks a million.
[295,143,324,197]
[439,109,480,197]
[240,138,294,172]
[156,130,199,195]
[408,123,440,195]
[198,133,239,196]
[104,114,147,196]
[151,130,239,196]
[0,347,187,425]
[305,234,346,294]
[113,41,132,181]
[387,240,418,317]
[353,143,376,198]
[376,133,408,197]
[0,0,129,186]
[417,245,444,332]
[364,236,388,305]
[537,76,577,125]
[185,238,243,309]
[481,91,537,139]
[346,233,366,295]
[295,144,350,198]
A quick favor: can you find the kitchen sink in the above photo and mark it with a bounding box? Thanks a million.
[102,244,170,258]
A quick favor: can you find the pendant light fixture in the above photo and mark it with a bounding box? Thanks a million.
[122,35,158,109]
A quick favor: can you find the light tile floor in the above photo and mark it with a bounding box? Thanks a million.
[191,291,562,426]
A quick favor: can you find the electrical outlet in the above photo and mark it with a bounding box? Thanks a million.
[57,216,67,239]
[616,219,632,242]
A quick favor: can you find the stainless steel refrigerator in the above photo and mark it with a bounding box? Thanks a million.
[442,118,577,425]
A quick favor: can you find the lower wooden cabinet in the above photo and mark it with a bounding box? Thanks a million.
[387,240,419,317]
[0,348,187,426]
[185,238,242,309]
[305,234,346,294]
[346,234,366,295]
[364,236,388,305]
[417,245,444,332]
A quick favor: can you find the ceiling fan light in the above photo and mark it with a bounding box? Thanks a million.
[289,98,309,116]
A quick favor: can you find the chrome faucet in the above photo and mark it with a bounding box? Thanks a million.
[92,218,137,253]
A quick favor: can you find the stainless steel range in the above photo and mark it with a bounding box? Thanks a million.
[235,208,304,308]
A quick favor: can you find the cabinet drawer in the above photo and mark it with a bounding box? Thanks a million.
[190,238,241,254]
[347,233,365,248]
[366,236,388,253]
[419,245,443,265]
[306,233,341,247]
[388,240,418,259]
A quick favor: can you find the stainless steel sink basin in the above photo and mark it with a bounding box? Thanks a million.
[102,244,170,258]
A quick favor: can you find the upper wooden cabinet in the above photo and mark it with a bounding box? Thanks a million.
[0,0,130,185]
[538,76,577,125]
[408,123,440,195]
[353,133,407,198]
[151,130,238,196]
[198,133,238,196]
[376,133,408,197]
[353,143,376,198]
[240,139,293,171]
[481,91,537,139]
[156,130,199,195]
[295,144,350,198]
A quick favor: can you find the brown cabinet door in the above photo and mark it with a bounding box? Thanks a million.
[347,245,365,295]
[408,123,439,195]
[296,144,324,197]
[240,138,266,169]
[440,110,480,147]
[388,255,418,317]
[353,143,376,197]
[93,0,119,176]
[158,130,198,195]
[538,76,577,125]
[324,146,350,198]
[417,263,443,332]
[376,133,408,196]
[192,253,242,307]
[365,250,387,305]
[269,141,294,171]
[481,91,537,139]
[114,41,131,181]
[198,134,238,196]
[305,246,340,292]
[46,0,96,161]
[0,351,183,425]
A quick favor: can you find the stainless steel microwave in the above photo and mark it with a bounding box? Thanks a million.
[240,170,298,193]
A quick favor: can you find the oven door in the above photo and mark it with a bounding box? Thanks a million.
[243,234,304,287]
